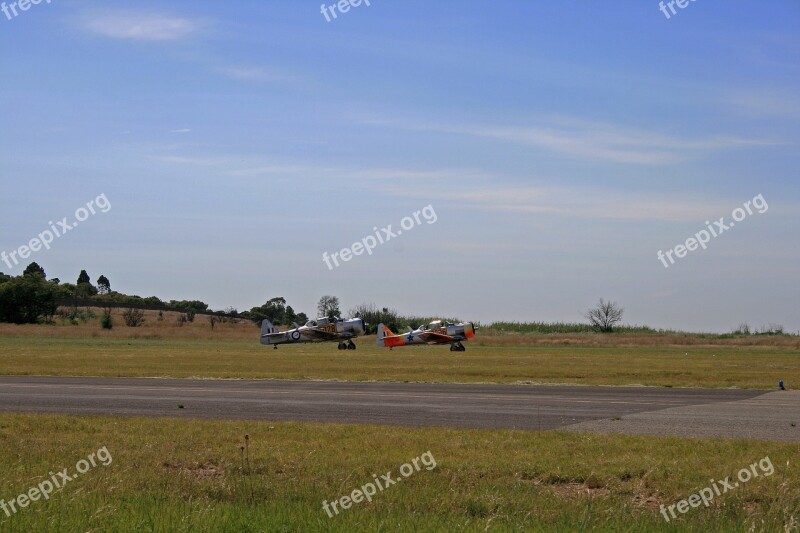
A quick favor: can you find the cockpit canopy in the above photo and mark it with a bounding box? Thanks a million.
[307,317,338,327]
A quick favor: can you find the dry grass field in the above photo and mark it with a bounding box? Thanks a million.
[0,309,797,388]
[1,310,798,531]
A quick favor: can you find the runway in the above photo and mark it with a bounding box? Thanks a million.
[0,376,796,440]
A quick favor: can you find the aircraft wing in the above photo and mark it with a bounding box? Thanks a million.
[417,331,454,343]
[305,327,348,340]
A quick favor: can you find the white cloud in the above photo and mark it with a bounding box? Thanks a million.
[360,115,779,165]
[216,66,296,82]
[381,182,763,222]
[153,151,795,222]
[170,128,192,133]
[85,12,200,41]
[727,89,800,118]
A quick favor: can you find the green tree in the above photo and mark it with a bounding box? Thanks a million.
[23,262,46,279]
[97,275,111,294]
[168,300,209,312]
[317,295,340,320]
[247,297,291,325]
[77,270,91,285]
[0,274,58,324]
[348,303,403,334]
[284,305,297,325]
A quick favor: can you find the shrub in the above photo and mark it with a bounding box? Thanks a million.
[122,308,145,327]
[101,310,113,330]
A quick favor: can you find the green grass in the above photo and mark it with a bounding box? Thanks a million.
[0,413,797,531]
[0,336,798,389]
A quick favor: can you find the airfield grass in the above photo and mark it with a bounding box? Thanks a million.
[0,413,797,532]
[1,315,798,530]
[0,322,798,388]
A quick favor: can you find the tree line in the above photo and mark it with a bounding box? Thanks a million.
[5,263,784,336]
[0,264,626,333]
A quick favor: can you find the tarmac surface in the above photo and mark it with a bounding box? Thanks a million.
[0,376,796,440]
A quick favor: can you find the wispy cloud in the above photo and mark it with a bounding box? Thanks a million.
[361,115,779,165]
[154,151,794,222]
[216,66,297,82]
[382,182,762,222]
[84,12,200,41]
[170,128,192,133]
[726,89,800,118]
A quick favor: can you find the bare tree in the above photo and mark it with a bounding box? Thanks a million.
[584,298,624,332]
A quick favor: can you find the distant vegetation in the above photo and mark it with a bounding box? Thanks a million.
[0,263,796,337]
[479,321,662,335]
[347,302,461,335]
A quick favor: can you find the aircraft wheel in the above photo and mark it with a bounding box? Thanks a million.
[450,345,456,352]
[347,342,356,350]
[337,342,345,350]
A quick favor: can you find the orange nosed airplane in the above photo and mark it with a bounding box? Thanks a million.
[376,320,477,352]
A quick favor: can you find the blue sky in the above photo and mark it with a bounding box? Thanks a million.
[1,0,798,331]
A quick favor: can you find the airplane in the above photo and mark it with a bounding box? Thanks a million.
[376,320,477,351]
[260,316,367,350]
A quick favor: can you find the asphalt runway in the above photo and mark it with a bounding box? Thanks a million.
[0,376,797,440]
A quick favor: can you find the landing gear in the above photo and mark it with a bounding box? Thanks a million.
[347,341,356,350]
[337,342,346,350]
[273,345,278,350]
[450,343,466,352]
[338,341,356,350]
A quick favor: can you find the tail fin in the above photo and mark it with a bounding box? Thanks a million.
[376,323,395,347]
[260,319,279,345]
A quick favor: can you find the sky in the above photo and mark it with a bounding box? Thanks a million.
[1,0,798,332]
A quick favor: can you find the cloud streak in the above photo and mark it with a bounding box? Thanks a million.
[361,116,780,165]
[216,66,297,82]
[84,12,200,41]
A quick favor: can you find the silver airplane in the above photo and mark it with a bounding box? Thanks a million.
[260,316,367,350]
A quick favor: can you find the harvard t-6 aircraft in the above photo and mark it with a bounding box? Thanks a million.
[260,316,367,350]
[376,320,477,351]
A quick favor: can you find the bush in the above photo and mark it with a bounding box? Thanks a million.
[0,274,59,324]
[101,310,113,330]
[122,308,145,327]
